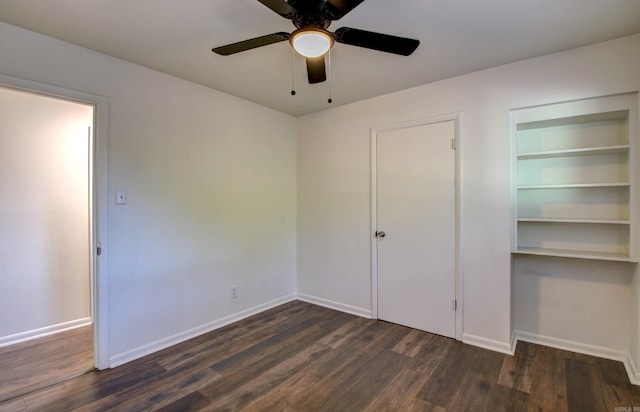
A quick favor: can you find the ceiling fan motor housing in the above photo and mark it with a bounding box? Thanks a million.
[212,0,419,84]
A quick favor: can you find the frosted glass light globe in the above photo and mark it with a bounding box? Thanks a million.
[292,30,332,58]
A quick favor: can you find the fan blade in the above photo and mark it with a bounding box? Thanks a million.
[334,27,419,56]
[212,32,290,56]
[324,0,366,19]
[257,0,295,18]
[306,56,326,84]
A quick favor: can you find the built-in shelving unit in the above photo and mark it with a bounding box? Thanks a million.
[511,94,638,262]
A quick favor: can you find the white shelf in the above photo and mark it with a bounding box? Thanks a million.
[514,247,633,262]
[517,183,630,190]
[511,93,638,262]
[517,145,629,159]
[517,217,630,225]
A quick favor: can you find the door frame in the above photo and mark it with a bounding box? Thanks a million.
[0,73,110,369]
[371,112,462,340]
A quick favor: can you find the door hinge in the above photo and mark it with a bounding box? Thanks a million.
[97,243,102,256]
[452,298,457,311]
[451,138,456,150]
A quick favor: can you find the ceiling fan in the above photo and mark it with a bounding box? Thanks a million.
[212,0,420,85]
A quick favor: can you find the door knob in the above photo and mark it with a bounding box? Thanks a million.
[375,230,386,238]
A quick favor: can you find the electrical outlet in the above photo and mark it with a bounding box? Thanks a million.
[231,285,238,299]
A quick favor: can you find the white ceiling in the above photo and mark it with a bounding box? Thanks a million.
[0,0,639,116]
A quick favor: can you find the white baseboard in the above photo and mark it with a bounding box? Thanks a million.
[105,294,640,386]
[514,330,639,385]
[514,330,628,362]
[510,330,518,354]
[109,293,297,368]
[0,317,92,348]
[462,333,514,355]
[625,352,640,385]
[296,293,372,319]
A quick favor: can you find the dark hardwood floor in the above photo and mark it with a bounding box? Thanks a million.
[0,324,94,403]
[1,301,638,411]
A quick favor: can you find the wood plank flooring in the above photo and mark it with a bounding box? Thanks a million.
[1,301,639,411]
[0,325,94,403]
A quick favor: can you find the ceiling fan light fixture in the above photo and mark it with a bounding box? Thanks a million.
[290,28,334,58]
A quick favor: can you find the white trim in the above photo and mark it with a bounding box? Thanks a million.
[463,333,514,355]
[514,330,639,385]
[0,318,92,348]
[109,294,297,368]
[510,330,518,353]
[92,90,110,370]
[626,352,640,385]
[0,74,110,369]
[370,128,378,319]
[370,112,463,340]
[509,111,518,254]
[372,112,463,133]
[454,114,464,340]
[297,293,372,318]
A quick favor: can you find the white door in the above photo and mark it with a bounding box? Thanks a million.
[376,120,456,338]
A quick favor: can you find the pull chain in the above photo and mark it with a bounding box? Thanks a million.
[327,48,333,104]
[290,47,296,96]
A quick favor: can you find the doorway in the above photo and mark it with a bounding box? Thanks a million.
[0,84,99,401]
[371,115,460,338]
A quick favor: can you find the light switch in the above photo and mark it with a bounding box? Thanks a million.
[116,190,127,205]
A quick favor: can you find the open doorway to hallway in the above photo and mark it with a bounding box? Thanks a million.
[0,86,95,401]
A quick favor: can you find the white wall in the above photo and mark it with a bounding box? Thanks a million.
[297,34,640,353]
[0,22,298,364]
[513,256,632,352]
[0,87,92,342]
